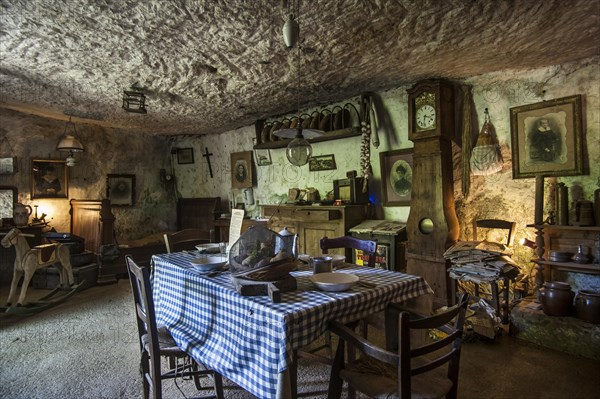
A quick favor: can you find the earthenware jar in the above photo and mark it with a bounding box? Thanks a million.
[575,290,600,324]
[539,281,574,317]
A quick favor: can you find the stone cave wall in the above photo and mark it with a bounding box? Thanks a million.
[0,109,175,240]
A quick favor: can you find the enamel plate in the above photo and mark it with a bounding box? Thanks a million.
[310,272,359,292]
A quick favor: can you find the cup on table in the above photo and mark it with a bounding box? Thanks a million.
[310,256,333,274]
[219,242,228,254]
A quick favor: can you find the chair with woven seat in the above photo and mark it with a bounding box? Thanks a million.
[327,293,469,399]
[320,235,377,268]
[125,255,224,399]
[163,228,214,253]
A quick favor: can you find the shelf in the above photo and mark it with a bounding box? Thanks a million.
[535,259,600,274]
[253,127,361,149]
[527,224,600,232]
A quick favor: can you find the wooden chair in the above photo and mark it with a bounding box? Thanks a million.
[320,235,377,268]
[125,255,224,399]
[163,228,214,253]
[451,219,517,324]
[327,293,469,399]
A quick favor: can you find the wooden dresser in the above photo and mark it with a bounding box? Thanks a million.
[261,204,367,257]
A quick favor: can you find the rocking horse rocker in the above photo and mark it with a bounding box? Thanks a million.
[1,228,82,314]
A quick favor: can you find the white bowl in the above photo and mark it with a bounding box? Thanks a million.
[195,243,221,254]
[310,272,359,292]
[190,255,228,271]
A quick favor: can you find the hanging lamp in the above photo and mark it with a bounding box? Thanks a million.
[56,116,85,167]
[274,0,322,166]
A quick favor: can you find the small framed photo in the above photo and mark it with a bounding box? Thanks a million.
[231,151,253,189]
[177,148,194,164]
[31,159,68,199]
[107,174,136,206]
[509,95,583,179]
[254,148,272,166]
[0,157,17,175]
[379,149,413,206]
[309,154,337,172]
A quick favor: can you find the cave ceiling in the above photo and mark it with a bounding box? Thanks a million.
[1,0,598,136]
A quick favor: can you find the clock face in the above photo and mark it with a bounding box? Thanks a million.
[415,104,436,130]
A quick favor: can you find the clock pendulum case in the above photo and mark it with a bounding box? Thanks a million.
[406,78,460,307]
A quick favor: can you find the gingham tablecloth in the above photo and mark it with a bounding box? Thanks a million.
[152,252,432,399]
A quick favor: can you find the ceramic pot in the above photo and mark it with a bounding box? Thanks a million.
[13,203,32,226]
[539,281,574,316]
[575,290,600,324]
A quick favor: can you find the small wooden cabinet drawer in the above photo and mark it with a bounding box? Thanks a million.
[262,207,294,219]
[294,209,340,221]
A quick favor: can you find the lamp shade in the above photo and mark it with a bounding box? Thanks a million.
[56,134,84,152]
[283,14,299,48]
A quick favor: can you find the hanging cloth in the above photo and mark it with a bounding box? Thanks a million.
[470,108,503,176]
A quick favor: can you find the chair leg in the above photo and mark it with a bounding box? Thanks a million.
[140,352,151,399]
[328,339,345,399]
[213,372,224,399]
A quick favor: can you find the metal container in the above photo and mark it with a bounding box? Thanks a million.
[555,183,569,226]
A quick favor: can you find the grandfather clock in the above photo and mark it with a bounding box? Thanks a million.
[406,79,460,307]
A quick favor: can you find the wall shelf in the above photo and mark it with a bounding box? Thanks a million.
[253,127,361,149]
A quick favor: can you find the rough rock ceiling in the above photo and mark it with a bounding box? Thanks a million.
[1,0,598,136]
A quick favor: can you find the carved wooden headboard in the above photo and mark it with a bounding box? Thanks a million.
[70,199,116,254]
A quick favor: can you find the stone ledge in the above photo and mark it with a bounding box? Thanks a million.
[511,299,600,360]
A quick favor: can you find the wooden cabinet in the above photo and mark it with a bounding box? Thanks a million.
[531,224,600,290]
[260,205,366,257]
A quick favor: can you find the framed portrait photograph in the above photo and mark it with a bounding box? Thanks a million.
[177,148,194,164]
[309,154,337,172]
[231,151,253,189]
[254,148,272,166]
[509,95,583,179]
[107,174,136,206]
[31,159,68,199]
[379,149,413,206]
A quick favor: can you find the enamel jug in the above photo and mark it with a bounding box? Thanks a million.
[13,203,32,226]
[277,227,298,258]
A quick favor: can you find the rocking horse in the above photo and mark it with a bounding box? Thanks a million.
[1,228,81,314]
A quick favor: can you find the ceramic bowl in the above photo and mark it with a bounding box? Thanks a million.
[190,255,228,271]
[195,243,221,254]
[310,272,359,292]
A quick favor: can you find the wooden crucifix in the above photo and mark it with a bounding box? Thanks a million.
[202,147,214,178]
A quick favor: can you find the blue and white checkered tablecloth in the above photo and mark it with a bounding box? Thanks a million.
[152,252,432,399]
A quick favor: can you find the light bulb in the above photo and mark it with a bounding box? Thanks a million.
[286,132,312,166]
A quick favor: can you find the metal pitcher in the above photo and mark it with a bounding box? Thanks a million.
[277,227,298,258]
[13,203,32,226]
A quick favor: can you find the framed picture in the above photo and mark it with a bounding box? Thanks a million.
[379,149,413,206]
[107,174,136,206]
[31,159,68,199]
[309,154,337,172]
[0,157,17,175]
[509,95,583,179]
[254,148,272,166]
[177,148,194,164]
[231,151,253,189]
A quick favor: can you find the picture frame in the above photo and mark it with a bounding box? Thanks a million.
[177,148,194,164]
[509,95,583,179]
[31,159,68,199]
[231,151,253,189]
[106,174,136,206]
[379,149,413,206]
[309,154,337,172]
[254,148,272,166]
[0,157,17,175]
